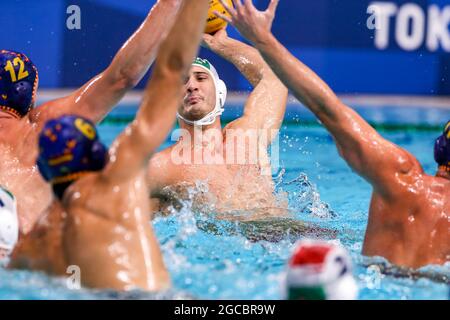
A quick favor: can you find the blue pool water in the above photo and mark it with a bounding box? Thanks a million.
[0,103,449,300]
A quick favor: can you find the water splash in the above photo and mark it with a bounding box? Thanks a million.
[358,256,450,284]
[276,172,337,220]
[155,173,338,245]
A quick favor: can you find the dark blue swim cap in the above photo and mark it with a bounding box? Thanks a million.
[434,120,450,168]
[37,115,108,185]
[0,50,38,118]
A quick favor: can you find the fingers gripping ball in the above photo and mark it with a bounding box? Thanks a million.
[205,0,233,35]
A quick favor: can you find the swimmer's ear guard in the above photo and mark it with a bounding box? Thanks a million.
[0,50,39,118]
[434,120,450,167]
[37,115,108,186]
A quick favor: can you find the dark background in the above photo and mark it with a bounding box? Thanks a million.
[1,0,449,95]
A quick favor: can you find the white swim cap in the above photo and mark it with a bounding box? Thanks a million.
[0,186,19,256]
[177,57,227,126]
[284,240,358,300]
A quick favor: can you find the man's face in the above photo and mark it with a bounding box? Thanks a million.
[178,66,216,122]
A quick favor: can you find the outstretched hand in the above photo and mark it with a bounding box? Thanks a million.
[215,0,279,44]
[202,29,230,52]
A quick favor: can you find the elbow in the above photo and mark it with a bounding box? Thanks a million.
[116,69,142,90]
[166,51,188,73]
[105,65,144,91]
[317,96,340,115]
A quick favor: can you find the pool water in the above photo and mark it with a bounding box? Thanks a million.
[0,104,449,300]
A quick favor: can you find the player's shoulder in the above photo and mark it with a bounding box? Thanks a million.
[147,147,176,192]
[384,143,423,176]
[371,147,424,198]
[149,146,174,167]
[223,116,258,136]
[28,95,73,123]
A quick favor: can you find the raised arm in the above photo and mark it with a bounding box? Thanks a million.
[102,0,210,184]
[31,0,182,125]
[220,0,420,196]
[204,29,287,144]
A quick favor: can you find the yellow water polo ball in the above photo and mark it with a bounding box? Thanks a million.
[205,0,233,35]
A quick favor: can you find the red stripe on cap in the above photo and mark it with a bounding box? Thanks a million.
[290,245,332,267]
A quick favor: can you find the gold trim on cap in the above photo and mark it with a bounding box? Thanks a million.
[50,171,91,185]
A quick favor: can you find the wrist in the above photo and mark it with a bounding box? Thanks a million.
[210,37,235,56]
[253,32,275,50]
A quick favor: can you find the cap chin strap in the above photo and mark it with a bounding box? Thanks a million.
[177,110,223,127]
[177,100,225,126]
[177,64,227,127]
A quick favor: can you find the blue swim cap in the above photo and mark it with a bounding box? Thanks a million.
[434,120,450,168]
[37,115,108,185]
[0,50,38,118]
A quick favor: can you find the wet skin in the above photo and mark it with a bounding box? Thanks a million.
[148,129,284,219]
[9,0,209,290]
[0,114,52,235]
[0,0,182,235]
[10,173,170,291]
[219,0,449,268]
[363,166,449,268]
[148,33,289,219]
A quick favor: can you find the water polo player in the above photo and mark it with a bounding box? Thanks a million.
[147,28,289,218]
[9,0,209,290]
[0,0,183,238]
[218,0,449,268]
[435,121,450,177]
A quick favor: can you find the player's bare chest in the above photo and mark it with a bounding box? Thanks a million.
[0,124,37,163]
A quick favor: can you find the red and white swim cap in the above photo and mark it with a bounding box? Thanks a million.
[285,240,358,300]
